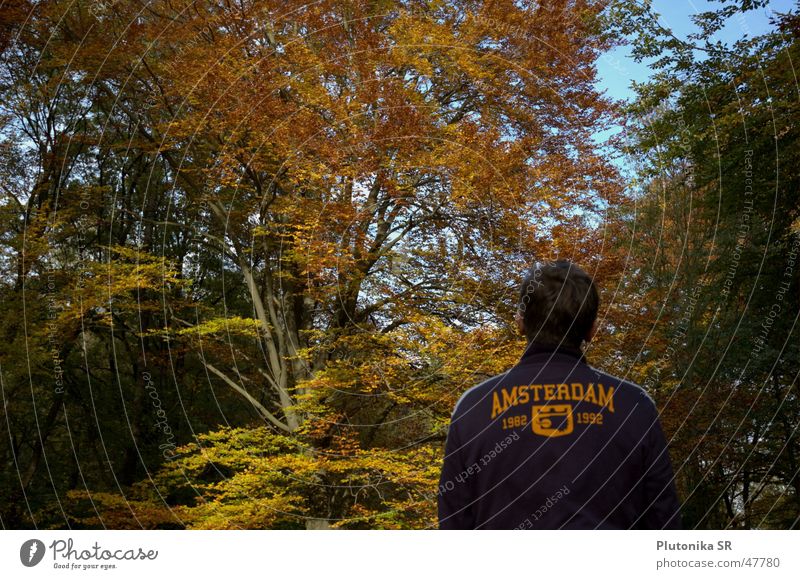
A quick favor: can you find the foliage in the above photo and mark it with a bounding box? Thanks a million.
[613,2,800,528]
[1,0,622,529]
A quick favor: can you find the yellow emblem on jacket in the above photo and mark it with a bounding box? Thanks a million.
[531,404,573,436]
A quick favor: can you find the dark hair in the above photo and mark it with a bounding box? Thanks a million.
[517,260,599,349]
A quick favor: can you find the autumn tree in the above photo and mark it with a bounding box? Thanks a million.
[1,0,624,528]
[615,0,800,528]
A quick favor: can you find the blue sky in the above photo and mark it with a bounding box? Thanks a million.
[596,0,796,101]
[591,0,795,167]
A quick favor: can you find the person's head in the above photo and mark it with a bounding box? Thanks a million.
[515,259,599,349]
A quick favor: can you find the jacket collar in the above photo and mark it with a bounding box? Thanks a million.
[516,341,587,366]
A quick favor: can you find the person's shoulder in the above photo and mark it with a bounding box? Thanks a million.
[451,371,510,417]
[585,365,658,410]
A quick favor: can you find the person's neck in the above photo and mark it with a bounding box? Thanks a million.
[518,340,586,364]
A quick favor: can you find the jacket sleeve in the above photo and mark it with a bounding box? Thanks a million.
[639,402,682,529]
[437,413,475,529]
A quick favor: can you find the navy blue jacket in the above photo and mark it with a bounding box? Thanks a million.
[437,342,682,529]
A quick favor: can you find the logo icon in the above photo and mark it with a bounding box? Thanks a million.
[20,539,46,567]
[531,404,573,436]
